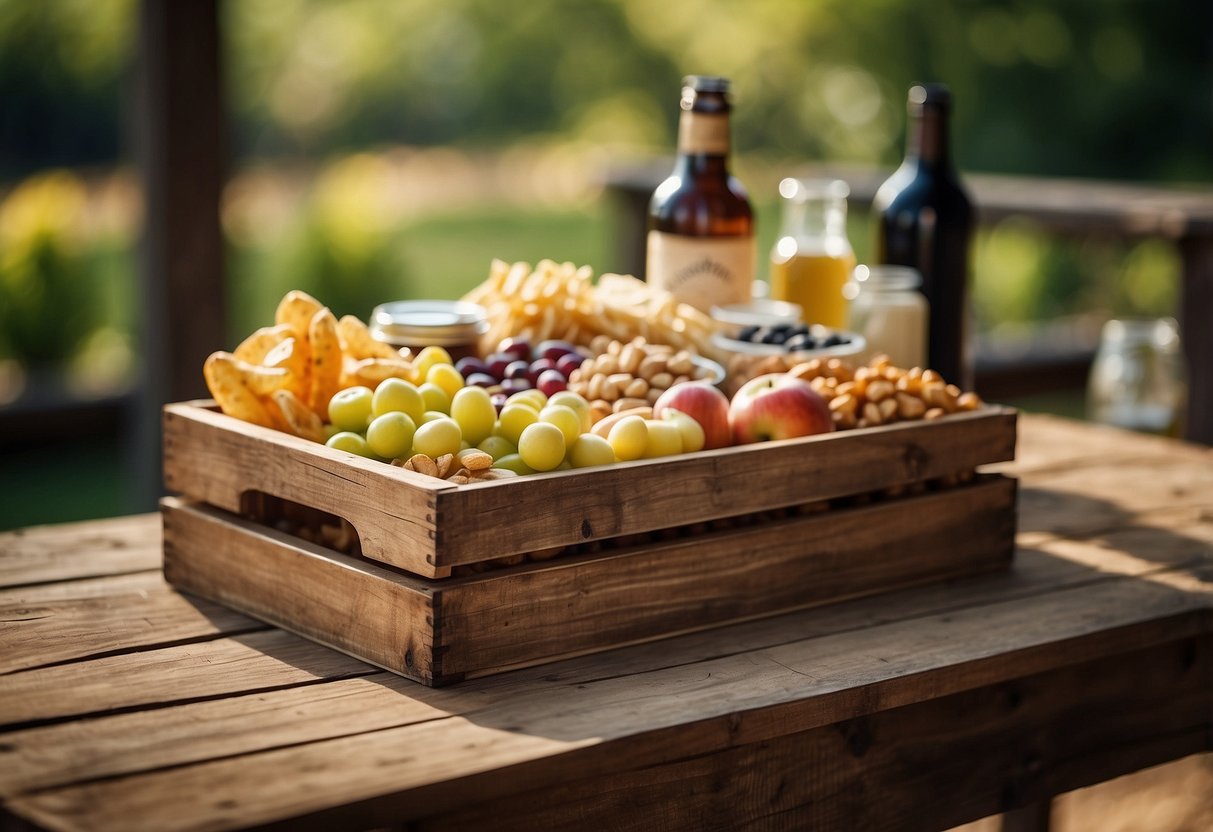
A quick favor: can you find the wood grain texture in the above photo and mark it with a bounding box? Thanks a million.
[2,414,1212,832]
[0,675,449,798]
[162,498,436,680]
[7,504,1207,807]
[437,477,1016,680]
[4,570,1209,831]
[162,478,1014,685]
[0,576,261,674]
[163,402,451,576]
[163,401,1015,573]
[0,515,161,589]
[416,638,1211,832]
[0,630,375,728]
[437,406,1016,566]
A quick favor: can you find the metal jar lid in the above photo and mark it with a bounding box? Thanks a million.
[369,300,489,348]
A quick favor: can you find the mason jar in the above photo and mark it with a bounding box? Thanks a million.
[1087,317,1185,435]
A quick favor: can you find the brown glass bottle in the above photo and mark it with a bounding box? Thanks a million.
[872,84,974,388]
[646,75,755,313]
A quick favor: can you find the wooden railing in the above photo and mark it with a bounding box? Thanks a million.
[604,162,1213,444]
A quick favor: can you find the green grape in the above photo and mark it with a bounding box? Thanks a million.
[607,415,648,461]
[539,404,581,447]
[372,378,425,422]
[418,382,451,414]
[477,435,517,461]
[661,410,705,453]
[518,422,566,471]
[569,434,615,468]
[493,453,535,476]
[327,386,374,432]
[642,419,682,458]
[506,389,547,411]
[450,386,496,445]
[497,403,538,445]
[412,416,462,457]
[326,430,373,457]
[413,345,453,380]
[426,362,465,400]
[547,390,591,432]
[366,411,416,459]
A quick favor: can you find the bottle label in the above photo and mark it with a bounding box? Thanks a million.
[678,112,729,155]
[646,231,755,312]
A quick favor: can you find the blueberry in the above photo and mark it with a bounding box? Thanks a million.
[789,324,810,338]
[822,333,844,347]
[761,329,785,344]
[784,334,812,352]
[738,325,760,342]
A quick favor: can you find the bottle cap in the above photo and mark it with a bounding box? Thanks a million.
[909,83,952,113]
[683,75,729,93]
[681,76,732,111]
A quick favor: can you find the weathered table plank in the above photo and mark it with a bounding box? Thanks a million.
[0,413,1210,832]
[0,515,161,589]
[0,581,263,674]
[4,568,1210,831]
[0,630,377,728]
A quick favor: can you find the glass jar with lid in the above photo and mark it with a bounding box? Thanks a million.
[845,264,928,369]
[369,300,489,361]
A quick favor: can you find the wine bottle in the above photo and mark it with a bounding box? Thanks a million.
[872,83,974,387]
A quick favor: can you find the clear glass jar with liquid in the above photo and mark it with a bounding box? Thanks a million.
[1087,317,1186,435]
[769,178,855,330]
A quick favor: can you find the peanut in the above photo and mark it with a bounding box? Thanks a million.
[614,396,649,413]
[863,401,882,426]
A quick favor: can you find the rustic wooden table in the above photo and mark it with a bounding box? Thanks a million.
[2,414,1211,832]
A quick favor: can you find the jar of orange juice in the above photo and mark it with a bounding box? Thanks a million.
[769,178,856,329]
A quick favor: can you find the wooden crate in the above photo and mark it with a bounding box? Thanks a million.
[161,400,1018,686]
[163,401,1017,579]
[162,473,1017,686]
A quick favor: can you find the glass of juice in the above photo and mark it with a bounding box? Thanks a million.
[769,178,856,329]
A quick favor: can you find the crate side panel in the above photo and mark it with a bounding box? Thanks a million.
[163,403,447,577]
[436,476,1017,677]
[437,408,1016,567]
[161,498,437,683]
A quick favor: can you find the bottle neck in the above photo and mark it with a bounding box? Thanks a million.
[677,110,731,164]
[907,106,952,170]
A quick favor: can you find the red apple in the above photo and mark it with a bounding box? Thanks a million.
[729,374,834,444]
[652,382,732,449]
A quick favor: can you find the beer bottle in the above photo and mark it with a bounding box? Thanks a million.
[872,83,974,388]
[646,75,755,312]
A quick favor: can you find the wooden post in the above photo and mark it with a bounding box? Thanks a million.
[1002,801,1052,832]
[1179,235,1213,444]
[132,0,226,508]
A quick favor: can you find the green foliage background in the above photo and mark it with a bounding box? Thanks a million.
[0,0,1208,357]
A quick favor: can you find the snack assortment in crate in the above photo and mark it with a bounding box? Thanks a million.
[162,264,1018,686]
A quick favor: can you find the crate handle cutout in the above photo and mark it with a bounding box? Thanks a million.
[239,491,365,559]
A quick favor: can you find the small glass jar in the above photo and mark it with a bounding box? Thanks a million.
[846,265,928,369]
[1087,318,1185,435]
[769,178,856,329]
[369,300,489,361]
